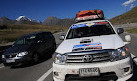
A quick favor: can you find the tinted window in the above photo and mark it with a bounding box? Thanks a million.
[42,32,54,39]
[14,35,36,45]
[36,33,44,41]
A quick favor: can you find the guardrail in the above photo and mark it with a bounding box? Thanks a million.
[114,23,137,29]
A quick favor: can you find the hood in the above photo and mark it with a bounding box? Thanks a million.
[56,34,124,54]
[3,45,30,55]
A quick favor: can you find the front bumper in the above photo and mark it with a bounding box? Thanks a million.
[2,55,31,66]
[53,57,133,81]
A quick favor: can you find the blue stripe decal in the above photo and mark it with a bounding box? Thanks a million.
[73,43,102,49]
[71,22,96,29]
[71,24,87,29]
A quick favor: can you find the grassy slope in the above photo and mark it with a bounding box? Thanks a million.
[0,24,69,44]
[110,6,137,25]
[126,27,137,34]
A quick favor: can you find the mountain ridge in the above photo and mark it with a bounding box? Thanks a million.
[0,16,17,25]
[16,16,41,24]
[0,16,41,25]
[43,16,75,26]
[110,6,137,24]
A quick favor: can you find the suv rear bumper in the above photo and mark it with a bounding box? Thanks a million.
[53,57,133,81]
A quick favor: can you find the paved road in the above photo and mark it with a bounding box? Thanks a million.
[0,32,137,81]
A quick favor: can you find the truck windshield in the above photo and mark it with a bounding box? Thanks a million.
[14,35,36,45]
[66,23,115,39]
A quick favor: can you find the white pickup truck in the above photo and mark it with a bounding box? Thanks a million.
[53,20,133,81]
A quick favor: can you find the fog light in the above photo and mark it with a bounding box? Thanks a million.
[54,72,59,76]
[124,67,130,72]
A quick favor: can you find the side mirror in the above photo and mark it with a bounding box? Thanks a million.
[125,35,131,42]
[117,28,124,34]
[124,35,131,45]
[59,35,65,40]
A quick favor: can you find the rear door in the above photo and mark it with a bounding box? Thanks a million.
[42,32,51,49]
[35,33,47,54]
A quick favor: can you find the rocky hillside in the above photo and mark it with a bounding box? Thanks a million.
[110,6,137,25]
[0,16,17,25]
[43,16,75,26]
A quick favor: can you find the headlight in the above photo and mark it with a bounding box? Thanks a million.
[53,52,66,65]
[17,52,28,57]
[110,47,130,62]
[2,55,5,58]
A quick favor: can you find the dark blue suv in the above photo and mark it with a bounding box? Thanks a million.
[2,31,56,66]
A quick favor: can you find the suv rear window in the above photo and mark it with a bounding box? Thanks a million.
[66,22,115,39]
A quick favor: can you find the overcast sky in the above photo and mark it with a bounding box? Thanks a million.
[0,0,136,21]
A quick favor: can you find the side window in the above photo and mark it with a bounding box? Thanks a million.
[41,33,48,40]
[47,32,54,39]
[43,32,53,39]
[15,39,24,45]
[36,34,44,41]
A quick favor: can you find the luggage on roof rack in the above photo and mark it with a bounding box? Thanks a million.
[75,10,104,22]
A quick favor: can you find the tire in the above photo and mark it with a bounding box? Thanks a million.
[3,63,9,67]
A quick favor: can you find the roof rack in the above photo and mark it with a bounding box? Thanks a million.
[75,10,105,23]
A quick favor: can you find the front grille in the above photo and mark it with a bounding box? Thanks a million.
[66,52,110,63]
[5,53,17,58]
[65,72,118,81]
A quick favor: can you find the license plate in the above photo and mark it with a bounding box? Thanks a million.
[79,68,100,77]
[6,59,15,63]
